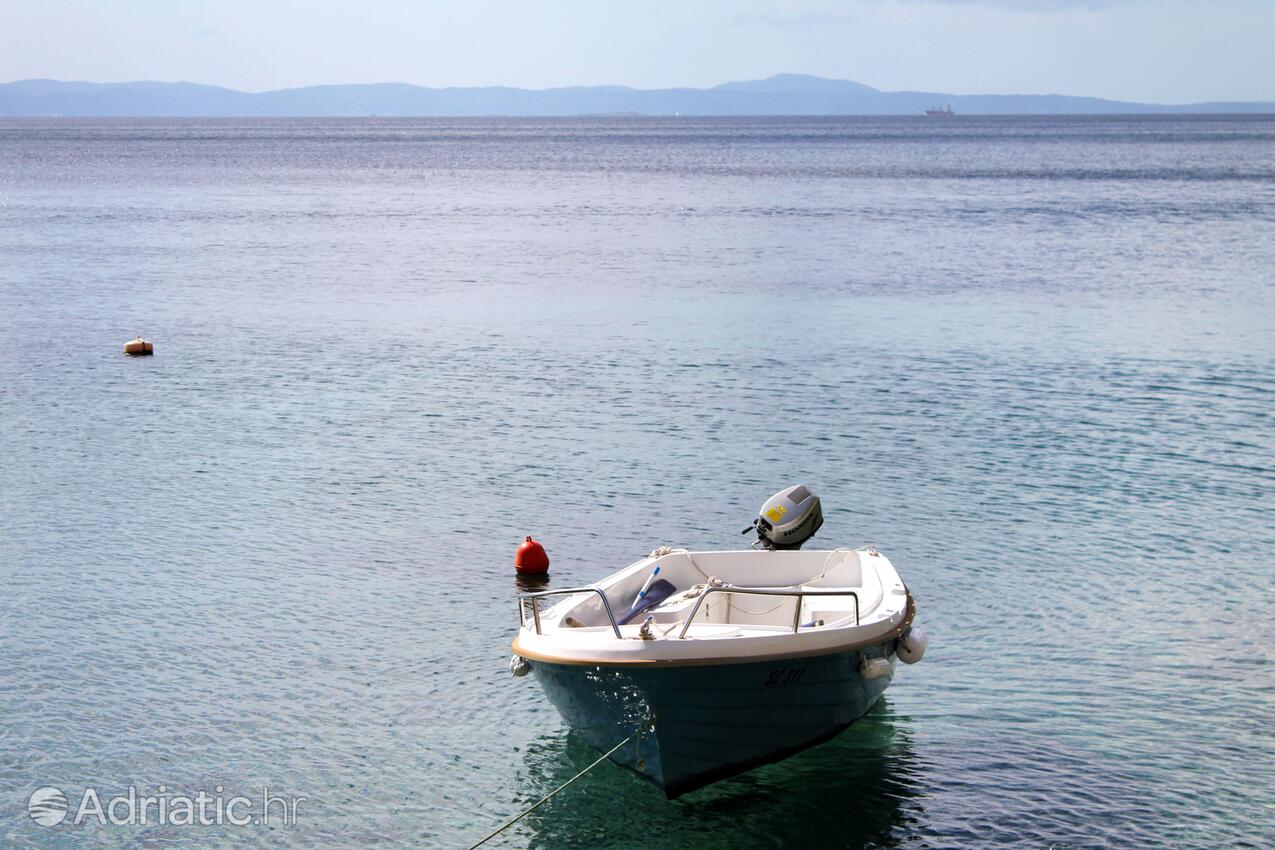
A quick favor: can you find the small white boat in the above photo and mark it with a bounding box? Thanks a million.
[511,486,927,797]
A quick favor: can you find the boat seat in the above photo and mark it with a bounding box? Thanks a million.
[617,579,677,625]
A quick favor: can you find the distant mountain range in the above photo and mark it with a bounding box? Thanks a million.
[2,74,1272,117]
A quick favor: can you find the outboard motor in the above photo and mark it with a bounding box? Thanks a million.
[745,485,823,550]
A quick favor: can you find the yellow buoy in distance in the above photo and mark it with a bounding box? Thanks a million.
[124,337,154,356]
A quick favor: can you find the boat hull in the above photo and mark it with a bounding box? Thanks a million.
[531,640,897,798]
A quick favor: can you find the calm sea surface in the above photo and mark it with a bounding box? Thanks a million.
[1,116,1273,848]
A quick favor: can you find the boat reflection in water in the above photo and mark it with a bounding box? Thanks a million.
[517,701,924,849]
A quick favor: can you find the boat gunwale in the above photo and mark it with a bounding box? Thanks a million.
[511,592,915,667]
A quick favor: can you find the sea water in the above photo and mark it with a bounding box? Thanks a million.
[1,116,1272,848]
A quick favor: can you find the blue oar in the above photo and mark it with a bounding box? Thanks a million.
[632,565,661,608]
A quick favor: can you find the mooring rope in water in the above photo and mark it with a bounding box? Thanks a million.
[465,733,635,850]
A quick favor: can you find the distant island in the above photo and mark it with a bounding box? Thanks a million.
[3,74,1272,117]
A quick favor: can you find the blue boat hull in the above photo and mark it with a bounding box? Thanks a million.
[532,641,897,797]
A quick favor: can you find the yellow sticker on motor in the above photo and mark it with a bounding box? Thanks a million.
[765,504,788,522]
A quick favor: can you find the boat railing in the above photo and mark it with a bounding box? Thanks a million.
[677,586,859,639]
[517,584,859,642]
[518,586,624,639]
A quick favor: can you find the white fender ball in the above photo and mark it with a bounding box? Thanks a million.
[898,625,928,664]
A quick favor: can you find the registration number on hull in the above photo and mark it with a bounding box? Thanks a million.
[762,666,806,688]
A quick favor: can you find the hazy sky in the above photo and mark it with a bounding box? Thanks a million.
[3,0,1273,102]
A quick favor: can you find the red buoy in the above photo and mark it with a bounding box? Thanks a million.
[515,536,549,574]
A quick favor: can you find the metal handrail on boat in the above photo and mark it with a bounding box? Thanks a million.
[676,586,860,639]
[517,584,860,643]
[518,586,623,639]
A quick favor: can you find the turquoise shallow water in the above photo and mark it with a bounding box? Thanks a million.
[1,116,1273,848]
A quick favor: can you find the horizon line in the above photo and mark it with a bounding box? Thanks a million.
[4,74,1273,107]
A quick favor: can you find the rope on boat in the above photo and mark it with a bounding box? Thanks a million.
[465,733,635,850]
[650,546,712,581]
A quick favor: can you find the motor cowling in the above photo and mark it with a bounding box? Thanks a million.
[749,485,823,550]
